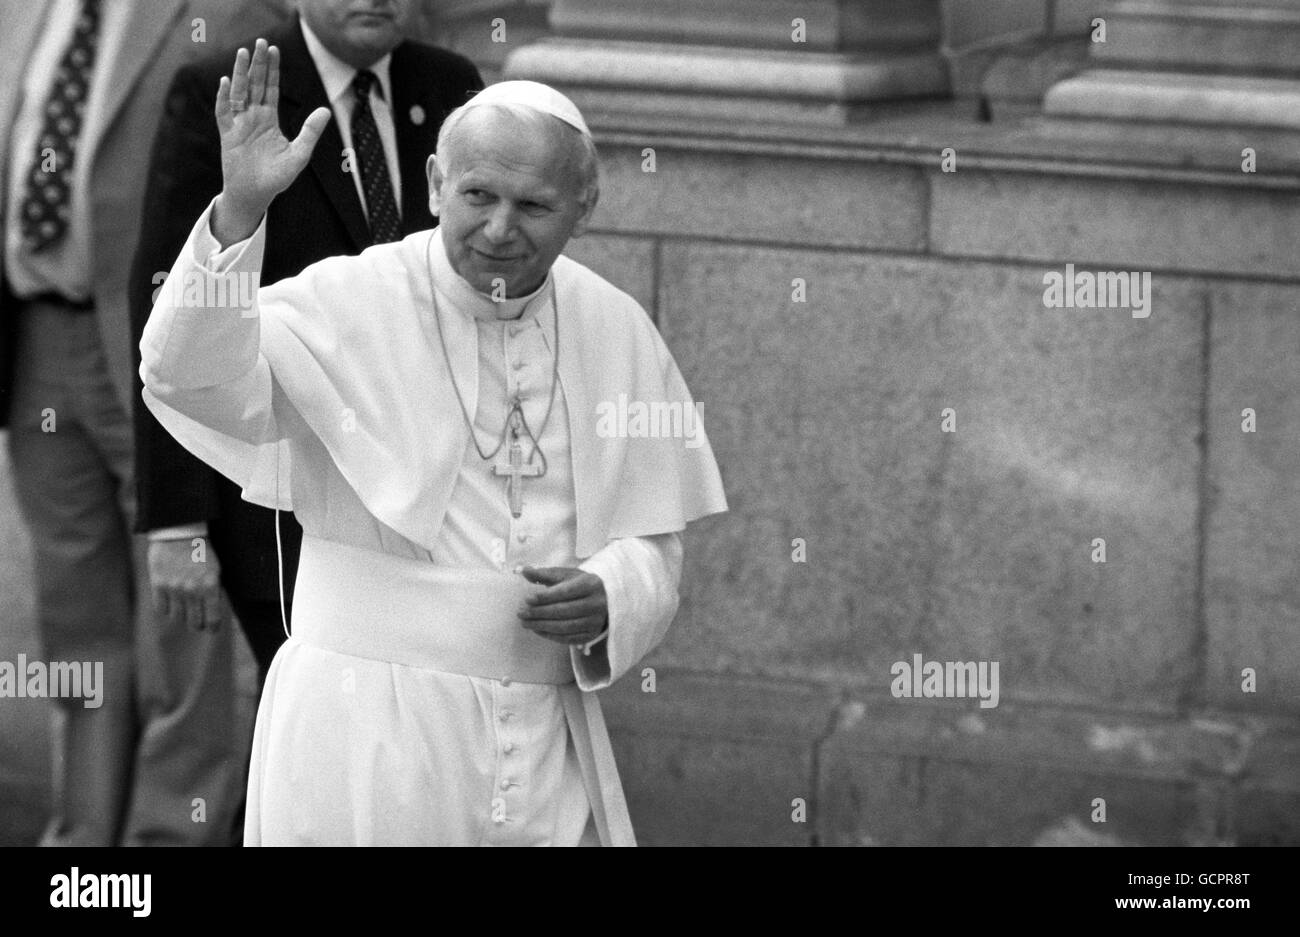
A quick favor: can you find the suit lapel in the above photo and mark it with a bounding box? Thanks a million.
[0,0,57,215]
[389,43,440,236]
[278,15,370,251]
[88,0,184,163]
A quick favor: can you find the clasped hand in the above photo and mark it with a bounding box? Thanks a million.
[518,567,608,650]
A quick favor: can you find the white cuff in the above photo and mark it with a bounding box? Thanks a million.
[148,523,208,541]
[574,532,682,691]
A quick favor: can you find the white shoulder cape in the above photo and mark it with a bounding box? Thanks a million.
[142,219,727,557]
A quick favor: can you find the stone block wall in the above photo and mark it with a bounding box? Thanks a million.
[559,121,1300,845]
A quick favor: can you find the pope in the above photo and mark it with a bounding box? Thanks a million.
[140,39,726,845]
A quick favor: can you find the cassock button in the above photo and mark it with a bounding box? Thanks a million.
[501,676,512,687]
[499,711,512,723]
[503,743,516,755]
[516,532,528,543]
[500,779,513,791]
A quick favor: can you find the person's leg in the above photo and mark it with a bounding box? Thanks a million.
[7,304,137,846]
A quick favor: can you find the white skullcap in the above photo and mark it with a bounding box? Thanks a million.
[460,80,591,138]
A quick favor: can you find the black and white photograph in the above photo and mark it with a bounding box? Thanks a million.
[0,0,1292,911]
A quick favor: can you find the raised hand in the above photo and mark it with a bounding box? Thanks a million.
[211,38,331,247]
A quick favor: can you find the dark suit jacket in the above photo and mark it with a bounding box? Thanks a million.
[129,16,482,604]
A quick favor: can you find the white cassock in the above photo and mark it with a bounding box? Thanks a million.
[140,201,727,846]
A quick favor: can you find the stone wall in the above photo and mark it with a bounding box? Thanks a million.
[434,0,1300,845]
[554,120,1300,846]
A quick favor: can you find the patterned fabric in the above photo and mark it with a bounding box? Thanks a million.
[19,0,102,253]
[349,69,401,244]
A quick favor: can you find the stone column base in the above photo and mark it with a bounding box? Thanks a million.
[505,38,950,126]
[1045,69,1300,131]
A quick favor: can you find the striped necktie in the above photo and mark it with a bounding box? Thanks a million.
[350,69,401,244]
[20,0,103,253]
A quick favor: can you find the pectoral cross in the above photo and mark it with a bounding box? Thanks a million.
[492,408,543,518]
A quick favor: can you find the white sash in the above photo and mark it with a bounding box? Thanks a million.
[292,535,574,686]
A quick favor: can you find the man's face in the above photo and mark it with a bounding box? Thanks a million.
[429,111,594,298]
[298,0,412,69]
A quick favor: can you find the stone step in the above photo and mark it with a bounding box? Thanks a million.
[548,0,944,52]
[599,670,1300,845]
[1092,1,1300,75]
[506,38,951,125]
[1044,69,1300,130]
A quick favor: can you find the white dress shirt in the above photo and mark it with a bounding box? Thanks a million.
[299,17,401,218]
[4,0,132,301]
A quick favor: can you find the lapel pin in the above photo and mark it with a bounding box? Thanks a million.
[409,105,426,126]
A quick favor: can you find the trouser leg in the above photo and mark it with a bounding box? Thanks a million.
[123,560,240,844]
[114,420,242,845]
[7,306,136,846]
[40,646,135,846]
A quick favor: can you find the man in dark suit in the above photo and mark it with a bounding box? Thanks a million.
[129,0,482,727]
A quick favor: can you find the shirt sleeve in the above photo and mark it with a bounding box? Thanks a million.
[572,532,683,691]
[148,522,208,542]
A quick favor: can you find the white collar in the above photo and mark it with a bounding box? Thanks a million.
[299,17,394,108]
